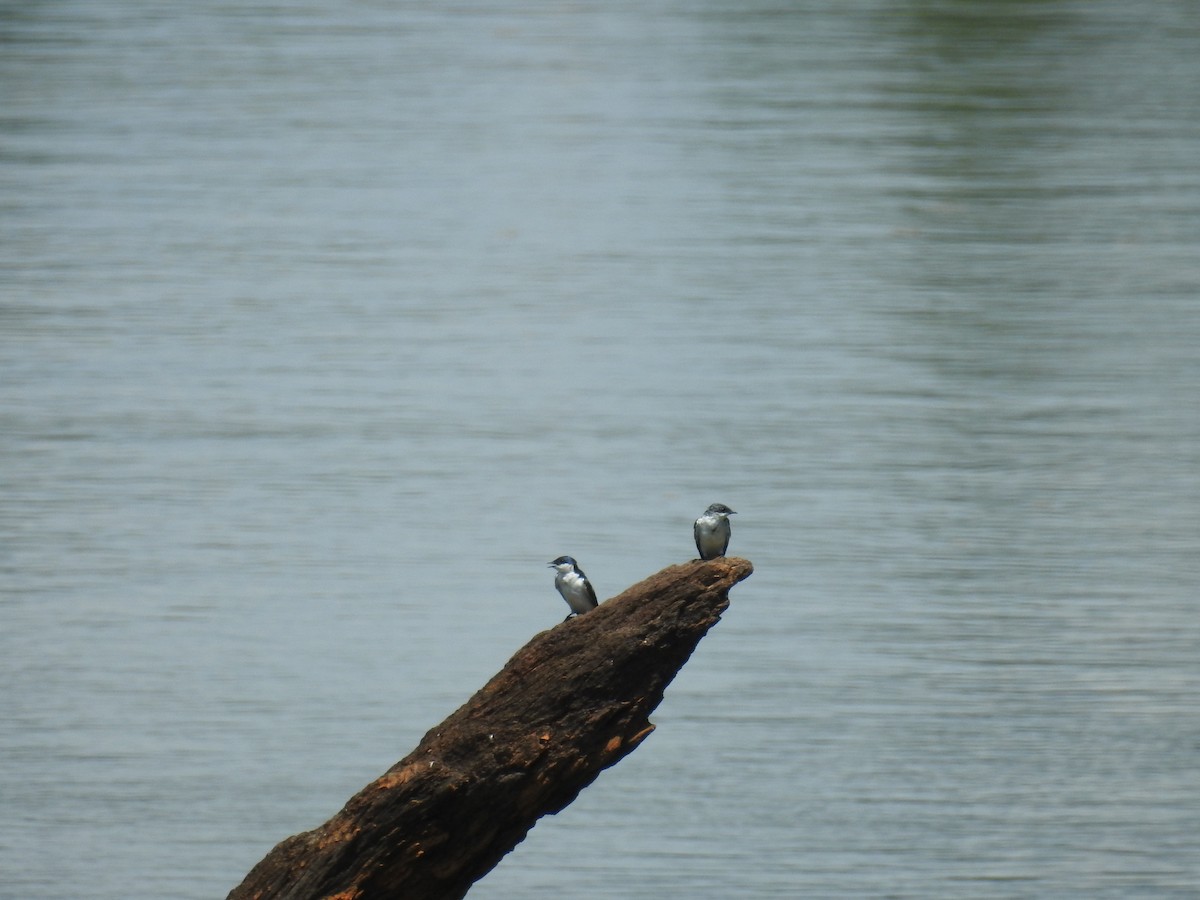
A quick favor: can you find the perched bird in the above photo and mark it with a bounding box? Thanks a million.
[694,503,736,560]
[548,555,598,620]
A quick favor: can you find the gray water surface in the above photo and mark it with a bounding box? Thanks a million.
[3,3,1198,898]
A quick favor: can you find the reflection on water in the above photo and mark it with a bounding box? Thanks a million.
[2,2,1198,898]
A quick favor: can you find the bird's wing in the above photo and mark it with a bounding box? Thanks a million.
[585,579,598,607]
[693,519,703,555]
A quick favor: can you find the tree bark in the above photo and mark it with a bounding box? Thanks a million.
[228,556,753,900]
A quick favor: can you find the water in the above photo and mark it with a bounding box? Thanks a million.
[3,2,1198,897]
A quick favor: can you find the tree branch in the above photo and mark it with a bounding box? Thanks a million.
[228,556,753,900]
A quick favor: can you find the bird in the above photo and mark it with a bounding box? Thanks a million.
[548,556,598,620]
[694,503,736,559]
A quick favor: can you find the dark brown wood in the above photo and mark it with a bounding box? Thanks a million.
[228,557,753,900]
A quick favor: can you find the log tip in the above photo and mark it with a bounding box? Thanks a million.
[721,555,753,583]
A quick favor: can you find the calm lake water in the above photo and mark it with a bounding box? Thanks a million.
[3,2,1198,898]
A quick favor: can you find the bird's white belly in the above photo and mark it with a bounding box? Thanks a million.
[558,571,594,612]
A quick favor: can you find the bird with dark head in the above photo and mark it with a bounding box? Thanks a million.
[693,503,736,560]
[548,555,598,620]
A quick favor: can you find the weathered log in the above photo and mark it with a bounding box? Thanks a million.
[228,556,753,900]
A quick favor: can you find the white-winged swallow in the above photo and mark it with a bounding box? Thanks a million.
[548,555,598,620]
[694,503,736,560]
